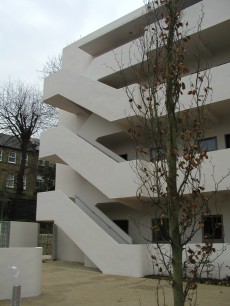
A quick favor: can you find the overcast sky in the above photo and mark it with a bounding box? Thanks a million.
[0,0,143,86]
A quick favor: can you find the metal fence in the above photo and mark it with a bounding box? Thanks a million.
[0,221,10,247]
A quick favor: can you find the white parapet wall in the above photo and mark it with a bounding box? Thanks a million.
[0,221,39,248]
[147,243,230,280]
[9,222,39,247]
[0,247,42,300]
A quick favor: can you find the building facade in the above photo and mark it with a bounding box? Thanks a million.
[0,134,55,221]
[37,0,230,277]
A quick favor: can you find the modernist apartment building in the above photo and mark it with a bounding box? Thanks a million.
[37,0,230,277]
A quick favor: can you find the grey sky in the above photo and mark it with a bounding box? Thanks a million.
[0,0,143,86]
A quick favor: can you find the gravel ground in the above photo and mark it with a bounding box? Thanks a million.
[0,260,230,306]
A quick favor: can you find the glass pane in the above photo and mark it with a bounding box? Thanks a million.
[152,218,169,242]
[225,134,230,148]
[199,137,217,152]
[204,215,223,241]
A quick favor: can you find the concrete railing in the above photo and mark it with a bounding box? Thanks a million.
[39,126,138,199]
[75,196,132,244]
[77,134,124,163]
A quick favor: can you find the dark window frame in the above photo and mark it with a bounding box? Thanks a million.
[6,174,15,189]
[8,151,16,164]
[113,219,129,234]
[152,218,169,243]
[149,147,164,161]
[36,175,44,191]
[198,136,217,152]
[203,215,224,243]
[225,134,230,148]
[119,154,128,161]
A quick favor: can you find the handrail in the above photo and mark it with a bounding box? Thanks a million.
[75,196,132,244]
[77,133,125,163]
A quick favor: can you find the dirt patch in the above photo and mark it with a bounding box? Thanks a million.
[0,260,229,306]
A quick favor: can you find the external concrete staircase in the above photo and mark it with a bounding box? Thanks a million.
[37,124,154,276]
[43,61,230,126]
[37,190,151,277]
[74,195,132,244]
[43,70,139,121]
[39,125,138,199]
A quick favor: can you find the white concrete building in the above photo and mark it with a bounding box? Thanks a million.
[37,0,230,277]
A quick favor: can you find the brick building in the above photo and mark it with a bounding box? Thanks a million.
[0,134,55,220]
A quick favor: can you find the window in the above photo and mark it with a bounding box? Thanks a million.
[23,176,27,190]
[8,152,16,164]
[0,150,2,161]
[6,174,15,188]
[199,137,217,152]
[113,220,129,234]
[149,147,163,161]
[119,154,128,161]
[225,134,230,148]
[37,175,44,191]
[203,215,223,243]
[152,218,169,243]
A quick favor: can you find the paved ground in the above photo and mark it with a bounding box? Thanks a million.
[1,260,230,306]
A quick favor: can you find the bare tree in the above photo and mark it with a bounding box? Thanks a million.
[0,188,11,220]
[40,53,62,78]
[0,80,58,194]
[117,1,228,305]
[37,161,56,192]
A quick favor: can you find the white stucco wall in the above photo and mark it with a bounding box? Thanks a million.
[0,247,42,300]
[9,222,38,247]
[58,109,89,133]
[100,195,230,245]
[146,243,230,279]
[55,226,85,263]
[55,164,86,198]
[78,114,122,141]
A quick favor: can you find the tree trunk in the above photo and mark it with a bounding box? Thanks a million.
[17,143,28,194]
[164,2,185,304]
[167,152,184,306]
[170,211,184,306]
[167,105,184,305]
